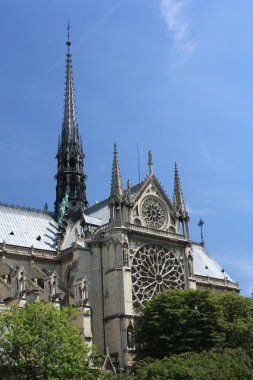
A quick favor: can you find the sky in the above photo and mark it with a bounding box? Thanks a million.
[1,0,253,295]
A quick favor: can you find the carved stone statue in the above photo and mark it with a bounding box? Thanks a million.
[123,244,129,267]
[82,278,88,300]
[188,252,194,278]
[127,321,134,349]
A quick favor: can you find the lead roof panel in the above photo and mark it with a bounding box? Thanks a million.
[192,243,234,282]
[0,203,58,251]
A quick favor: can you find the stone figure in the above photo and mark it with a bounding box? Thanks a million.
[83,278,88,300]
[2,240,6,251]
[127,321,134,349]
[123,244,129,267]
[188,251,194,278]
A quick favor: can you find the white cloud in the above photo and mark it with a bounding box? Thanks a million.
[201,144,225,169]
[158,0,197,59]
[222,256,253,279]
[195,187,253,213]
[186,204,222,217]
[78,0,126,46]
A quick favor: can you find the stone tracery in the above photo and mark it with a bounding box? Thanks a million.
[141,196,167,229]
[131,243,184,309]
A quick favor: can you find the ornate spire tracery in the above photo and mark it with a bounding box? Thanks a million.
[173,162,186,215]
[55,26,87,220]
[173,163,189,238]
[110,143,123,199]
[60,23,79,150]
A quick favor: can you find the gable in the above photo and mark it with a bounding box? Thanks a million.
[130,176,178,233]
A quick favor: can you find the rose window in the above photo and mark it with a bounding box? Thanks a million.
[141,196,167,229]
[131,244,184,309]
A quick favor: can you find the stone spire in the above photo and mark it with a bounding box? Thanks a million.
[173,162,189,238]
[61,23,79,146]
[173,162,186,214]
[110,144,123,199]
[148,150,153,176]
[55,24,88,220]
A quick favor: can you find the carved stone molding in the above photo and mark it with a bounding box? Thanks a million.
[131,243,184,309]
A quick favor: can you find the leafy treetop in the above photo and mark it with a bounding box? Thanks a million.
[0,301,96,380]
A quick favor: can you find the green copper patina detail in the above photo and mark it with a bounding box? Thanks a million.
[58,193,69,226]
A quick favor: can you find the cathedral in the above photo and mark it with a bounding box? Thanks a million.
[0,30,238,371]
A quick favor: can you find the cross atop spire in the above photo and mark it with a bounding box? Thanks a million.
[110,144,123,199]
[198,218,205,246]
[66,21,71,47]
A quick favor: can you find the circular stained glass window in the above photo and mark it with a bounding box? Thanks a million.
[141,196,167,229]
[131,244,184,309]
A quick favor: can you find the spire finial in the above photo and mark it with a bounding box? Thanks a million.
[62,23,78,144]
[110,143,123,198]
[198,219,205,246]
[173,162,186,213]
[66,21,71,47]
[148,150,153,176]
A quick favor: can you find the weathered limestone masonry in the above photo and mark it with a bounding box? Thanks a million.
[0,28,239,372]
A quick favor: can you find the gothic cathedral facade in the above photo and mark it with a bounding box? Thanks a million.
[0,31,238,371]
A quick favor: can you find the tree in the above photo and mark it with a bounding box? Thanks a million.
[135,289,253,360]
[135,289,223,359]
[0,302,96,380]
[217,291,253,351]
[134,348,253,380]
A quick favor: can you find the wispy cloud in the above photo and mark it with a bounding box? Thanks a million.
[221,256,253,279]
[158,0,196,60]
[195,187,253,213]
[201,144,226,169]
[212,255,253,295]
[78,0,126,47]
[186,204,222,217]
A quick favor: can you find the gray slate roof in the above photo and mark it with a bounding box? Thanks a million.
[0,203,58,251]
[60,219,82,251]
[83,214,104,226]
[0,203,236,285]
[85,199,110,224]
[84,184,142,224]
[192,243,234,282]
[60,213,104,251]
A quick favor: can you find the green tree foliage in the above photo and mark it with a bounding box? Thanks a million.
[135,289,253,360]
[218,291,253,350]
[0,302,96,380]
[99,373,134,380]
[134,348,253,380]
[135,289,223,359]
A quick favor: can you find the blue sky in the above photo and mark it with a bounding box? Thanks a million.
[1,0,253,295]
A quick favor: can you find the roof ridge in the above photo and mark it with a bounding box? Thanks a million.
[0,202,55,217]
[85,183,143,214]
[85,198,109,214]
[191,241,203,246]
